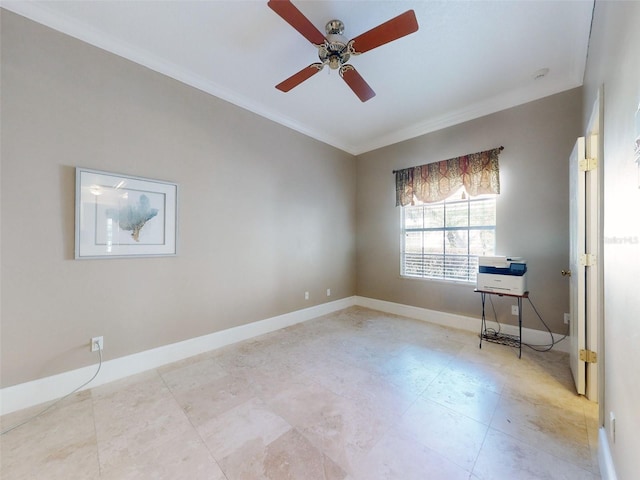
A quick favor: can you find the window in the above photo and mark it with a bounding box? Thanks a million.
[401,189,496,283]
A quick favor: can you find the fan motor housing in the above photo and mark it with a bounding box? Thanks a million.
[319,19,350,69]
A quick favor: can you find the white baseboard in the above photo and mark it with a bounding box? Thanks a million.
[0,296,356,416]
[598,427,618,480]
[1,294,568,417]
[354,296,570,354]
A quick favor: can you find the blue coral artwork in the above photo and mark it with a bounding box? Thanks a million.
[105,194,159,242]
[75,168,177,258]
[99,191,163,245]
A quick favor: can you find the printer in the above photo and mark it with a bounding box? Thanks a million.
[476,256,527,295]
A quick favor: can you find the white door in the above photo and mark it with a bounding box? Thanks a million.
[569,137,586,395]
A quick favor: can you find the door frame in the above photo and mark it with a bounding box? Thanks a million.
[586,88,605,417]
[585,135,599,402]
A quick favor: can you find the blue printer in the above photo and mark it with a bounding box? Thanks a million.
[476,256,527,295]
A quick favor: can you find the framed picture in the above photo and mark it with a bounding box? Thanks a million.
[75,168,177,259]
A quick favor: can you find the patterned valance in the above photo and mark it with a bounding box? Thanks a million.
[395,147,502,206]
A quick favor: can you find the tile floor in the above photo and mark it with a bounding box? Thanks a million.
[0,307,600,479]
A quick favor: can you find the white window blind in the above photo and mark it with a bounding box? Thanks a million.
[401,191,496,282]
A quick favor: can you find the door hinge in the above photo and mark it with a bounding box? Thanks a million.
[579,253,596,266]
[579,157,598,171]
[580,349,598,363]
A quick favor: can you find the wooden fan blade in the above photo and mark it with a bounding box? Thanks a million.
[340,66,375,102]
[276,63,324,92]
[268,0,326,45]
[350,10,419,54]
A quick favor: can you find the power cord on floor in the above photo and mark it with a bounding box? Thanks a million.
[483,295,502,336]
[522,295,569,352]
[1,342,103,436]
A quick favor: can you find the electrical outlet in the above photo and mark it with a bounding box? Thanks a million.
[304,291,309,300]
[564,313,570,324]
[91,336,104,352]
[326,288,331,297]
[511,305,519,316]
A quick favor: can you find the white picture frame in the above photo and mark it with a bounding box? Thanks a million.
[75,168,178,259]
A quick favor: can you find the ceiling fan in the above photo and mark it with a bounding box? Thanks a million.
[267,0,419,102]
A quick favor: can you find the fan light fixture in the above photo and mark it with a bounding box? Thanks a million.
[268,0,419,102]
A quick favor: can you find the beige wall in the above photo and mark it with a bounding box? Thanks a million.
[0,11,356,388]
[582,2,640,478]
[356,88,582,334]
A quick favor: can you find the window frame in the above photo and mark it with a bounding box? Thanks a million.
[400,191,497,284]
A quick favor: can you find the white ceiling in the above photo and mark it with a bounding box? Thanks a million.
[2,1,594,155]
